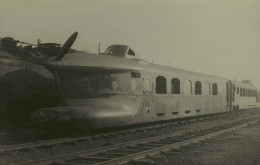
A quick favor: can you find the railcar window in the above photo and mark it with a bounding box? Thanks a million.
[237,87,239,95]
[184,80,192,94]
[212,83,217,95]
[195,81,202,95]
[65,80,96,98]
[246,89,248,97]
[127,49,135,56]
[156,76,166,94]
[243,88,245,97]
[131,72,140,78]
[171,78,180,94]
[105,45,128,57]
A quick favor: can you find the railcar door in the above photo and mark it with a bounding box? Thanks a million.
[143,74,154,116]
[226,81,233,112]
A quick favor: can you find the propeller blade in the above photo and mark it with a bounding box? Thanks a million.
[55,32,78,60]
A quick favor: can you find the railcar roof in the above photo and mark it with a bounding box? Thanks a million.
[59,52,227,83]
[233,81,256,88]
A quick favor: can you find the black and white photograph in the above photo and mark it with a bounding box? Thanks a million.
[0,0,260,164]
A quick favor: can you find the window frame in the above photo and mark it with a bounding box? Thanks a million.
[171,78,180,94]
[195,81,202,95]
[212,83,218,95]
[156,76,167,94]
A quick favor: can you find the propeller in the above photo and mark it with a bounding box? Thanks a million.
[44,32,78,63]
[46,32,78,104]
[55,32,78,60]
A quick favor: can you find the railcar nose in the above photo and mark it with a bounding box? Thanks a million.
[31,104,138,129]
[31,95,141,129]
[73,107,137,129]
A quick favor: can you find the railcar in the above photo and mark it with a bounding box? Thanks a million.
[31,42,259,129]
[257,92,260,107]
[232,80,258,110]
[0,37,59,123]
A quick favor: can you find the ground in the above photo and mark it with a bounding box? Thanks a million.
[163,122,260,165]
[0,112,260,165]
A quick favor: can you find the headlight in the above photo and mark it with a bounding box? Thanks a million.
[144,78,151,92]
[112,80,118,90]
[33,110,56,121]
[39,111,46,118]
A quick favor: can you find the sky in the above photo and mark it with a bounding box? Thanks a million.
[0,0,260,89]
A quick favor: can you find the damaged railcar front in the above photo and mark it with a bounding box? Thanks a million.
[0,37,62,124]
[32,50,147,129]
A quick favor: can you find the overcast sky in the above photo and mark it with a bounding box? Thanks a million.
[0,0,260,89]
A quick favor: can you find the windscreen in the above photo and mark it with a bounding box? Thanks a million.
[104,45,128,57]
[61,72,133,98]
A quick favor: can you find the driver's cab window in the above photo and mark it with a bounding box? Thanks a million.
[127,49,135,56]
[104,45,128,57]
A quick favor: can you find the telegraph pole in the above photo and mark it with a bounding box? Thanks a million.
[98,42,101,54]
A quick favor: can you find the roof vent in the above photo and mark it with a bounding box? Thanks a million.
[0,37,18,51]
[241,80,254,86]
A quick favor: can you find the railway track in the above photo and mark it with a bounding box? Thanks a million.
[0,109,259,164]
[0,110,248,153]
[24,117,259,165]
